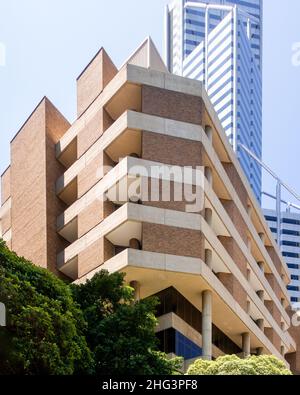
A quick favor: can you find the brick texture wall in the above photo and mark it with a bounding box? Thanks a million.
[266,246,282,278]
[218,236,248,278]
[77,49,117,117]
[77,151,115,198]
[77,109,114,158]
[11,98,69,275]
[142,178,203,214]
[222,162,248,210]
[264,300,282,326]
[142,223,204,260]
[216,273,248,312]
[78,237,114,278]
[142,85,204,125]
[265,273,281,300]
[264,327,281,352]
[220,199,248,245]
[142,131,203,167]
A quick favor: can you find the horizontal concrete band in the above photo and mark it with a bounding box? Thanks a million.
[57,202,202,266]
[57,156,204,231]
[56,110,204,194]
[74,247,288,363]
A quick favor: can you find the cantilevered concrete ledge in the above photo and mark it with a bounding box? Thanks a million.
[56,156,203,234]
[74,248,290,364]
[55,64,204,159]
[57,203,202,268]
[56,110,203,195]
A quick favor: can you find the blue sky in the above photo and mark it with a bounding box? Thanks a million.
[0,0,300,209]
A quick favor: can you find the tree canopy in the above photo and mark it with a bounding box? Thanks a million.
[0,240,181,375]
[0,239,93,375]
[71,271,182,375]
[187,355,292,376]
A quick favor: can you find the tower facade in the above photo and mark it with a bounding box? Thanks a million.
[165,0,263,203]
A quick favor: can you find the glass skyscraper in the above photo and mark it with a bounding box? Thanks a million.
[165,0,263,203]
[264,208,300,306]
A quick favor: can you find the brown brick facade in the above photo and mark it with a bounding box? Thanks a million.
[222,162,248,210]
[142,131,203,167]
[77,49,117,117]
[142,85,204,125]
[142,223,204,260]
[77,237,115,278]
[218,236,248,278]
[10,98,69,276]
[220,199,249,245]
[216,272,248,312]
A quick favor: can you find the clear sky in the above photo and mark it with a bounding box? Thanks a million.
[0,0,300,210]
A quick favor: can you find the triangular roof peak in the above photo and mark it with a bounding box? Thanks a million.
[120,36,168,73]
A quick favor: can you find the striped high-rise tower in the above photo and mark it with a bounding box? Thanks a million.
[165,0,263,203]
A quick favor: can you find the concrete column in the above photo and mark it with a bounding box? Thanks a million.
[130,281,141,302]
[205,167,213,186]
[205,249,213,270]
[256,347,263,356]
[256,319,264,331]
[202,290,212,360]
[205,125,213,143]
[247,204,252,217]
[205,208,213,226]
[257,290,264,301]
[257,261,265,273]
[281,346,285,356]
[242,332,251,358]
[246,301,251,315]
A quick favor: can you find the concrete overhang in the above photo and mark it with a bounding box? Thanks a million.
[55,64,204,162]
[75,248,289,364]
[56,110,204,197]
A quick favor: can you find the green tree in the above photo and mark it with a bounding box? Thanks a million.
[71,270,182,375]
[0,240,93,375]
[187,355,292,376]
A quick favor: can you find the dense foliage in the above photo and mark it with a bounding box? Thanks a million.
[71,271,182,375]
[0,240,181,375]
[0,240,93,375]
[187,355,292,376]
